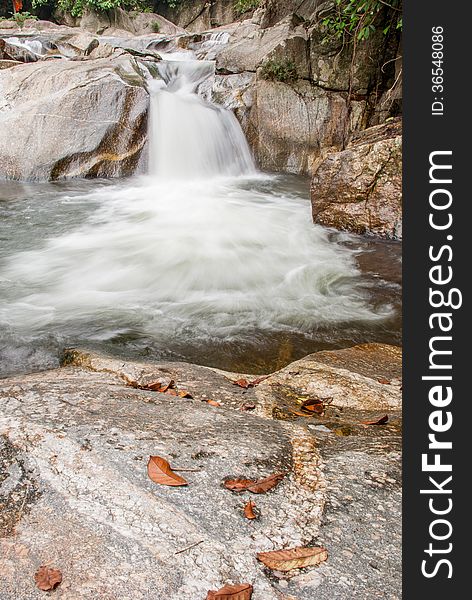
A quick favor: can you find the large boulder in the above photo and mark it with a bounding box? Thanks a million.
[0,55,149,181]
[311,119,402,239]
[246,78,364,173]
[0,343,401,598]
[206,2,400,176]
[76,8,187,36]
[0,353,323,599]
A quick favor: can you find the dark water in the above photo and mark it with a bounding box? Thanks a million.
[0,175,401,377]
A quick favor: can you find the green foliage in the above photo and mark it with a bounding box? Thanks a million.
[234,0,260,16]
[30,0,149,18]
[0,11,38,27]
[260,58,297,83]
[151,19,160,32]
[321,0,402,43]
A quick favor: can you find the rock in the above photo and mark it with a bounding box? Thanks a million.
[157,0,228,32]
[0,342,402,597]
[216,18,308,73]
[58,31,99,56]
[0,38,38,62]
[0,353,323,599]
[246,78,364,174]
[130,12,188,36]
[87,41,115,60]
[0,55,149,181]
[0,59,21,69]
[259,0,322,29]
[311,120,402,239]
[78,7,113,35]
[257,343,402,414]
[206,4,400,176]
[0,20,16,30]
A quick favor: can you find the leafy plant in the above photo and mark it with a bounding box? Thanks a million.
[30,0,150,18]
[151,19,160,32]
[260,58,297,83]
[13,10,37,26]
[234,0,260,16]
[321,0,402,43]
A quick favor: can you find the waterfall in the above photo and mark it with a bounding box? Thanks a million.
[0,53,396,377]
[148,57,255,180]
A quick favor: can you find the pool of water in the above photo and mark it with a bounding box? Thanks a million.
[0,174,401,377]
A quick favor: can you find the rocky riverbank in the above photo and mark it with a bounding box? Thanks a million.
[0,342,401,599]
[1,1,402,238]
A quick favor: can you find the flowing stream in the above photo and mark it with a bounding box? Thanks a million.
[0,56,401,377]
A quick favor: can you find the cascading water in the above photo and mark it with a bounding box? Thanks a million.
[149,58,255,179]
[0,55,400,377]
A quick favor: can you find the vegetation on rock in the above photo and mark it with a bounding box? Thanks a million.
[260,58,297,83]
[29,0,150,18]
[322,0,402,43]
[234,0,260,16]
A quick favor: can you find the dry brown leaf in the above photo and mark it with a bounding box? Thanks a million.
[206,583,253,599]
[247,472,285,494]
[232,378,251,389]
[224,472,285,494]
[244,500,257,520]
[300,398,324,414]
[232,376,269,389]
[177,390,193,398]
[34,565,62,591]
[207,400,221,407]
[289,409,313,418]
[257,546,328,571]
[147,456,188,487]
[361,415,389,425]
[144,378,175,392]
[378,378,391,385]
[224,478,255,492]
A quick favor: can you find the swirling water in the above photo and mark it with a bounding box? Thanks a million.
[0,58,401,377]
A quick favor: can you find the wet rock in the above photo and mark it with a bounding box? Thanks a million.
[0,55,149,181]
[0,37,38,62]
[311,120,402,239]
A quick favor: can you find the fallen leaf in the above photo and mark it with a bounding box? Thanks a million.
[289,409,313,418]
[257,546,328,572]
[224,478,255,492]
[144,378,175,392]
[147,456,188,487]
[232,376,268,389]
[233,378,251,388]
[244,500,257,520]
[207,400,221,407]
[378,378,391,385]
[206,583,253,599]
[34,565,62,591]
[361,415,389,425]
[224,473,285,494]
[300,398,327,415]
[247,472,285,494]
[177,390,193,398]
[240,402,256,411]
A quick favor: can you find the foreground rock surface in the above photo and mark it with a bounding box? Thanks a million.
[311,120,402,239]
[0,343,401,598]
